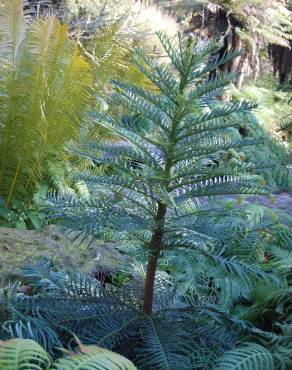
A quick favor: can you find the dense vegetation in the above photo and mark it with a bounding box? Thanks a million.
[0,0,291,369]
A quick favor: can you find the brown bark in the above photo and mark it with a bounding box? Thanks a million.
[270,41,292,83]
[143,202,167,315]
[236,52,249,89]
[228,27,242,73]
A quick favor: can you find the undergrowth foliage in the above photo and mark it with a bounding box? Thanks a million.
[0,338,137,369]
[1,218,291,370]
[0,259,253,368]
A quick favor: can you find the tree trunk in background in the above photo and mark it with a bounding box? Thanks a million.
[227,26,242,73]
[187,6,282,88]
[270,41,292,84]
[236,54,249,89]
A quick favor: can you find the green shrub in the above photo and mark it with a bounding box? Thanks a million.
[0,197,44,229]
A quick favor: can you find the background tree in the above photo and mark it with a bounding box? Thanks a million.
[269,0,292,84]
[154,0,292,88]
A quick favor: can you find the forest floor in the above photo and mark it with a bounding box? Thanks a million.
[226,166,292,215]
[223,192,292,216]
[245,192,292,214]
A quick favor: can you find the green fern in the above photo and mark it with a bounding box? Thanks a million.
[0,338,137,370]
[215,342,274,370]
[156,0,292,48]
[52,344,137,370]
[0,338,51,370]
[78,22,154,97]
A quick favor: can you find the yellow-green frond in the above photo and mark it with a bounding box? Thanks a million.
[83,23,153,93]
[0,338,51,370]
[0,0,30,64]
[0,7,93,205]
[52,345,137,370]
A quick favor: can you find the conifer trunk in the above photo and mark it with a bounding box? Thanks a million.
[143,202,167,315]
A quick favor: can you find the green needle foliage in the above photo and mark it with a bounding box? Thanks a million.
[1,224,290,369]
[48,31,267,314]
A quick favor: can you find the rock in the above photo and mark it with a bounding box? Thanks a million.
[0,225,128,278]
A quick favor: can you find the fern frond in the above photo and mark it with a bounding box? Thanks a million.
[0,338,137,370]
[84,22,152,94]
[0,338,51,370]
[52,345,137,369]
[215,343,274,370]
[136,317,192,370]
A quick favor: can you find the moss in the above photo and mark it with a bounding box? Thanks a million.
[0,225,127,278]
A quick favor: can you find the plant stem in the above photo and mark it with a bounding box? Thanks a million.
[143,60,188,315]
[143,202,167,315]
